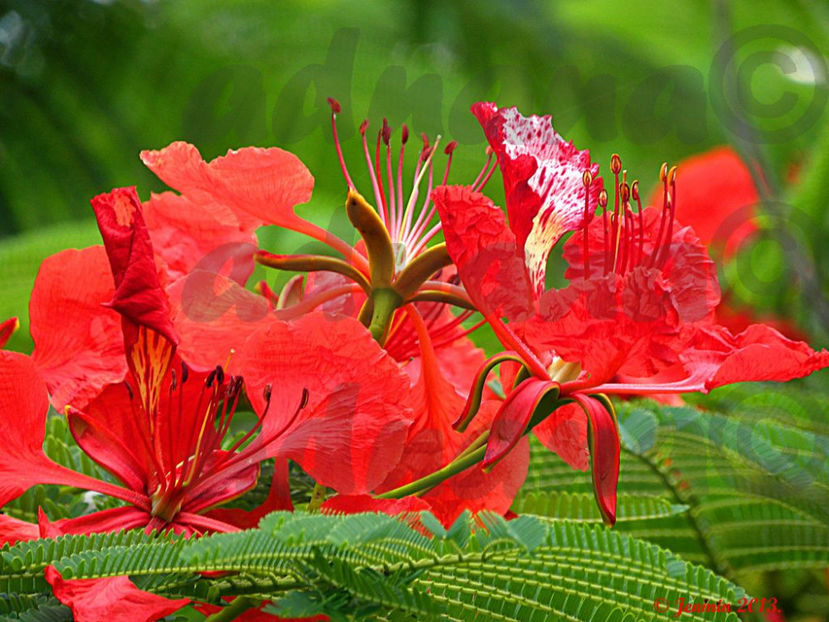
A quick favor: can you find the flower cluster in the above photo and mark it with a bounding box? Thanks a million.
[1,101,826,620]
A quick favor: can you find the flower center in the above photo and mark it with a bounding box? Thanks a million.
[134,363,247,523]
[328,98,462,272]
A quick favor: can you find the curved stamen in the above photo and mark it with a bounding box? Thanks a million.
[327,98,355,190]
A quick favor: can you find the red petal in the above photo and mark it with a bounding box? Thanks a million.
[472,102,602,295]
[0,514,39,545]
[206,459,293,529]
[30,247,126,411]
[532,402,589,471]
[0,352,72,505]
[322,494,432,515]
[564,206,721,325]
[571,394,620,526]
[237,313,414,494]
[167,270,273,371]
[39,506,151,537]
[646,146,758,259]
[378,306,528,526]
[141,141,314,229]
[45,566,188,622]
[144,191,258,286]
[483,377,557,467]
[90,187,178,344]
[0,317,18,349]
[693,324,829,390]
[432,185,534,318]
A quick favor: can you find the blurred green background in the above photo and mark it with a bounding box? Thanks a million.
[1,0,827,353]
[0,1,827,619]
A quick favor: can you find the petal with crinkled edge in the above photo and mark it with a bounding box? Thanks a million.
[237,313,414,495]
[432,185,534,319]
[472,102,601,295]
[30,247,126,411]
[141,141,314,229]
[90,187,177,344]
[45,567,189,622]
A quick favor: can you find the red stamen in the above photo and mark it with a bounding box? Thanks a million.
[650,163,670,267]
[631,181,645,266]
[582,170,593,278]
[327,98,355,190]
[656,166,678,268]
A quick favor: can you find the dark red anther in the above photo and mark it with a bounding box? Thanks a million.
[206,369,217,388]
[124,380,134,401]
[381,118,391,145]
[401,124,409,144]
[181,362,189,384]
[170,369,177,391]
[610,154,622,175]
[263,384,273,404]
[214,365,225,386]
[299,387,309,409]
[421,133,430,151]
[444,140,458,155]
[359,119,369,135]
[326,97,341,114]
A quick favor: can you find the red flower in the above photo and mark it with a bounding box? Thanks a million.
[2,187,414,539]
[432,102,829,525]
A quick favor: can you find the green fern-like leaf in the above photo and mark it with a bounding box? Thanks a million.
[523,388,829,578]
[512,490,689,523]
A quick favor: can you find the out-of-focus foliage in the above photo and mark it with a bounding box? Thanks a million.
[1,0,827,349]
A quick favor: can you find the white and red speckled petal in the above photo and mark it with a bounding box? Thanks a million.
[473,103,602,297]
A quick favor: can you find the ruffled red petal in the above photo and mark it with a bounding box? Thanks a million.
[141,141,314,229]
[206,459,293,529]
[0,352,81,505]
[432,185,534,319]
[45,566,188,622]
[472,102,602,295]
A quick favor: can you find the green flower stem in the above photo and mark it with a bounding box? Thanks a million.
[377,445,487,499]
[454,431,490,462]
[204,596,257,622]
[368,287,402,344]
